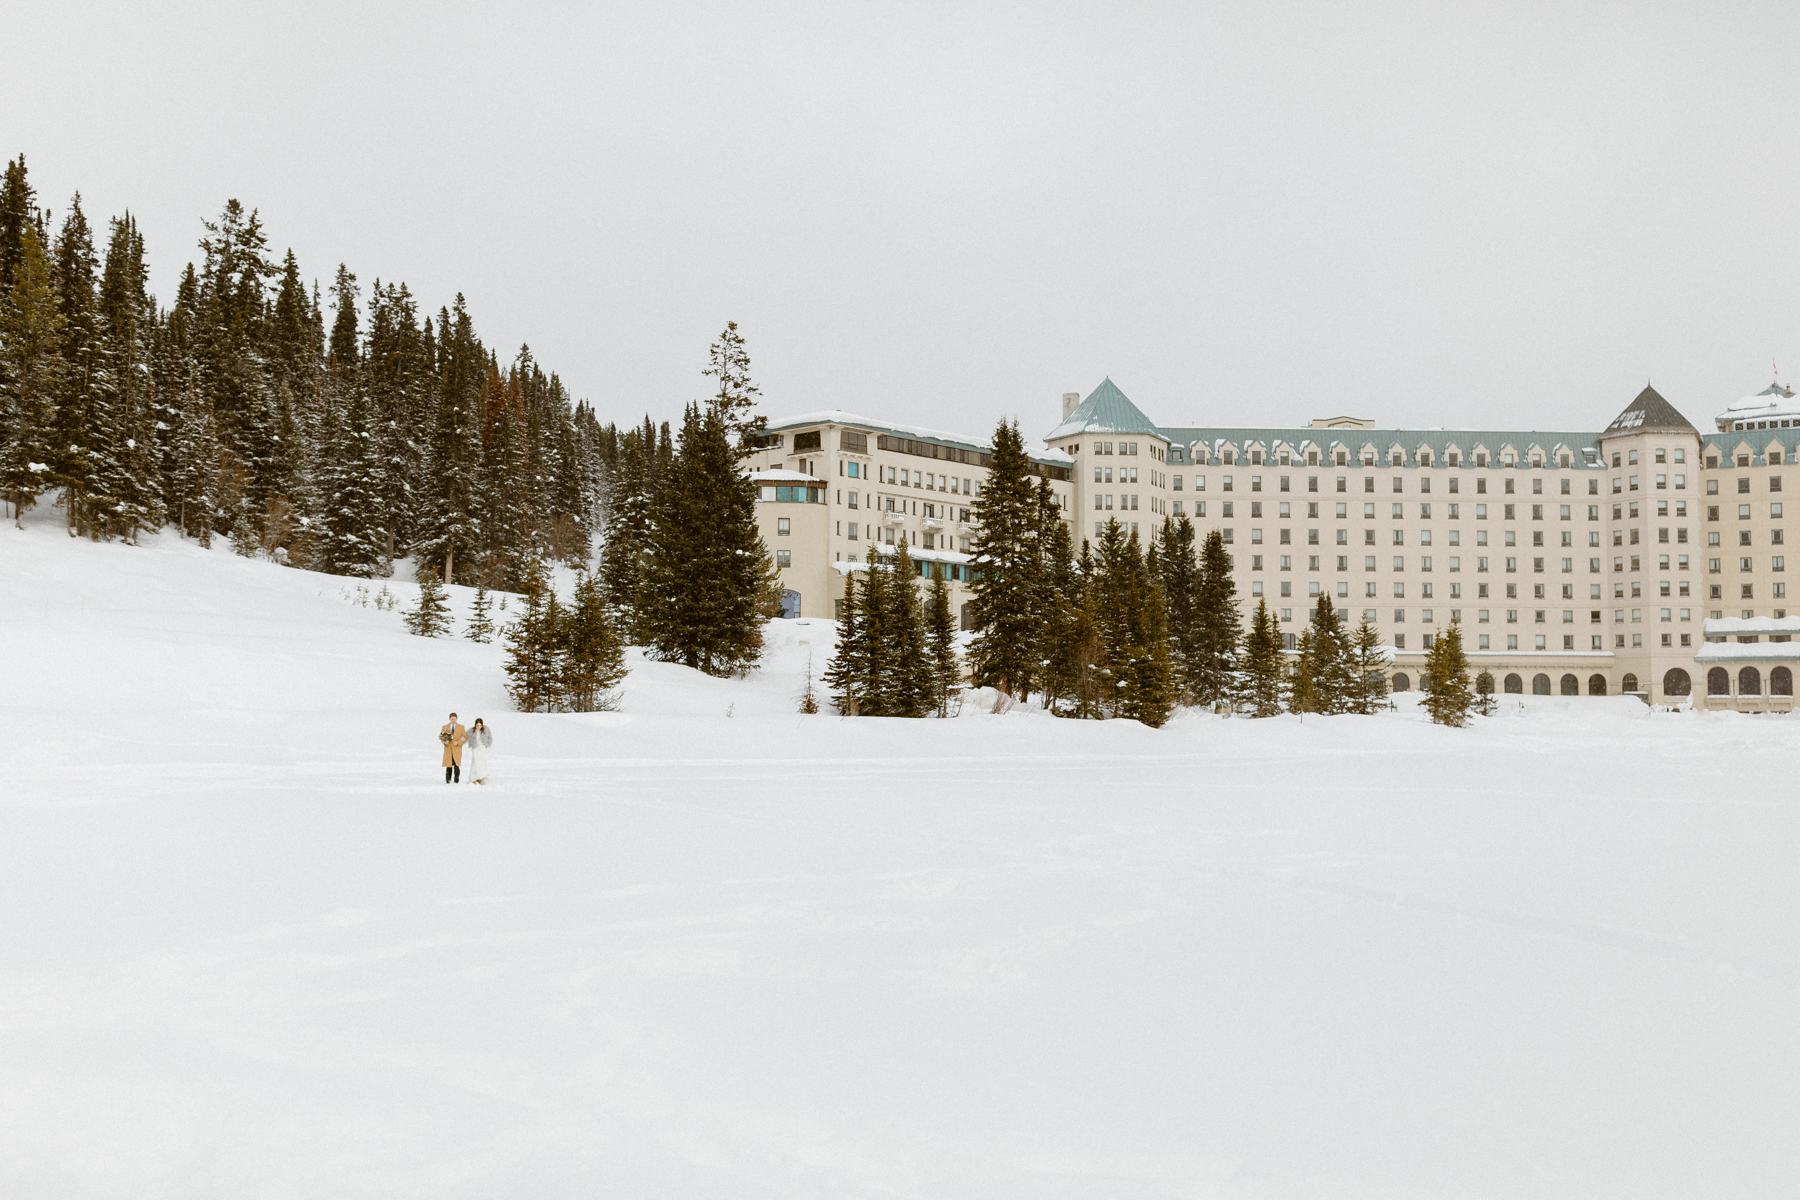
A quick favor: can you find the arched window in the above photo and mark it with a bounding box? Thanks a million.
[1532,673,1552,696]
[1739,666,1763,696]
[1559,673,1579,696]
[1589,674,1608,696]
[1503,673,1523,694]
[1621,673,1639,693]
[1773,666,1793,697]
[1391,672,1411,693]
[1475,672,1495,694]
[1707,667,1730,696]
[1660,669,1688,697]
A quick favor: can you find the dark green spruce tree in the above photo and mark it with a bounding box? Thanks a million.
[1421,623,1474,727]
[1156,517,1202,705]
[599,417,656,641]
[1192,529,1242,708]
[465,585,495,643]
[822,570,866,715]
[642,401,769,676]
[1348,618,1388,714]
[967,419,1043,699]
[559,572,627,711]
[504,562,562,712]
[1241,598,1286,717]
[404,566,453,637]
[925,570,960,716]
[876,539,935,718]
[0,224,61,526]
[703,320,766,456]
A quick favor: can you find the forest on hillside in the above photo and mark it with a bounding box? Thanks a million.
[0,153,642,589]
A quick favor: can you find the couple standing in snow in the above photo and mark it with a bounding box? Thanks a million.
[439,712,493,785]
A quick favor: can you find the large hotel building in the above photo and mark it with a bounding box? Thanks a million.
[748,377,1800,711]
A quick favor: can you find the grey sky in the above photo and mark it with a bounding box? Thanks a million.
[8,0,1798,438]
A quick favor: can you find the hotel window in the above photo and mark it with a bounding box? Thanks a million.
[777,518,791,536]
[775,550,792,567]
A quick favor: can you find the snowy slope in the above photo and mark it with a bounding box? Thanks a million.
[2,516,1799,1199]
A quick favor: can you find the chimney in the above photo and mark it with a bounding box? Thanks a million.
[1062,391,1081,419]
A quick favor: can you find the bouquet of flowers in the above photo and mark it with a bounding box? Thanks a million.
[439,726,452,745]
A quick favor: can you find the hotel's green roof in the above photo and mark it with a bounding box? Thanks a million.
[1046,377,1164,441]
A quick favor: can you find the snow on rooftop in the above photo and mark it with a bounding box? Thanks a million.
[1705,616,1800,635]
[748,468,820,483]
[1694,641,1800,661]
[831,544,973,574]
[1718,382,1800,428]
[766,409,1070,464]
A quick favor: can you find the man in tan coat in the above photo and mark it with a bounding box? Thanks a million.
[440,712,467,784]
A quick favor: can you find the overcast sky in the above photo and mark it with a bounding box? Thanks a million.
[7,1,1797,438]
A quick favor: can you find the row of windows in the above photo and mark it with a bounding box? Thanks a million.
[1177,446,1588,468]
[1179,474,1592,496]
[1709,475,1785,493]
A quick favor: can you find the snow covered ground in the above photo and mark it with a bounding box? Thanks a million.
[3,515,1798,1198]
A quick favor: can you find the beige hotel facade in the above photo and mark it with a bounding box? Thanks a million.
[751,378,1800,712]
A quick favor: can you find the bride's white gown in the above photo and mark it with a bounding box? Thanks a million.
[467,738,490,783]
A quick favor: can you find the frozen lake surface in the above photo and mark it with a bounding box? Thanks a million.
[3,519,1797,1198]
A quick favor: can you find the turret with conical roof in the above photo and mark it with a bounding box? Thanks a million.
[1600,383,1698,439]
[1046,377,1165,442]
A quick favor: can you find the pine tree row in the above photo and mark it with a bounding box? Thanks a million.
[822,540,960,717]
[502,565,628,713]
[0,155,611,587]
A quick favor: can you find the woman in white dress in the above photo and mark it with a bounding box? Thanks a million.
[466,718,493,785]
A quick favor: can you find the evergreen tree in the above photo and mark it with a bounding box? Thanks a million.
[503,563,562,712]
[92,214,164,542]
[1293,594,1353,714]
[641,401,769,676]
[1192,529,1242,708]
[601,417,658,636]
[559,572,626,711]
[856,544,894,714]
[0,224,61,526]
[1421,624,1474,727]
[1348,619,1389,715]
[925,570,960,716]
[799,650,821,714]
[1156,517,1202,704]
[1061,575,1109,720]
[1087,521,1175,727]
[51,194,103,535]
[317,388,390,576]
[161,364,222,543]
[1241,599,1286,717]
[465,585,495,643]
[1035,493,1083,711]
[703,320,766,456]
[1475,668,1497,716]
[822,570,865,715]
[877,539,935,718]
[414,295,483,584]
[967,419,1043,699]
[227,501,259,556]
[0,155,35,293]
[1289,628,1319,715]
[405,566,453,637]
